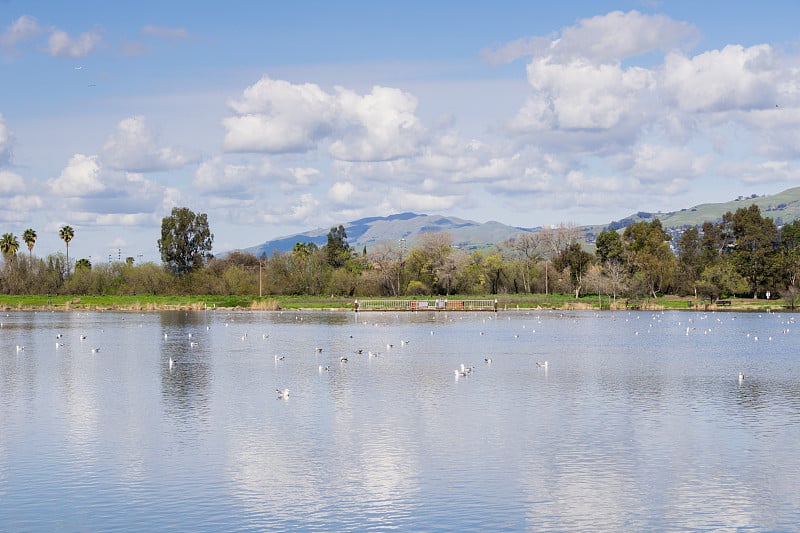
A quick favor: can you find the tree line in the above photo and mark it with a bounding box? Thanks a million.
[2,205,799,305]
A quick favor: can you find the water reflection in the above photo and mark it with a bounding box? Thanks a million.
[160,312,212,422]
[1,310,799,530]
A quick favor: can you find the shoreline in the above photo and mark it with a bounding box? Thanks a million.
[0,298,790,313]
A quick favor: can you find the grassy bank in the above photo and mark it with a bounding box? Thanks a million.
[0,294,360,311]
[0,293,792,312]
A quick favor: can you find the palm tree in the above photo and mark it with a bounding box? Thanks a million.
[22,228,37,259]
[59,225,75,271]
[0,232,20,262]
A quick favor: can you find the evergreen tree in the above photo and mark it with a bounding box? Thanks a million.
[158,207,214,275]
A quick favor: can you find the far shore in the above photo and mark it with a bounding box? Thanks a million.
[0,294,792,313]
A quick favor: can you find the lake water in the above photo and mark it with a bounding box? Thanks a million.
[1,308,799,532]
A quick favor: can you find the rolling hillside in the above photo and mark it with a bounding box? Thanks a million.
[241,187,800,256]
[585,187,800,235]
[243,213,537,256]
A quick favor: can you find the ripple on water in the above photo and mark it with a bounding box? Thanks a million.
[1,310,800,531]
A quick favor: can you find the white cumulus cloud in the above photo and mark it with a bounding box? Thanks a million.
[49,154,105,196]
[48,155,170,222]
[553,10,699,63]
[102,116,189,172]
[224,76,334,153]
[661,44,781,113]
[523,57,654,131]
[483,10,698,64]
[224,76,423,161]
[329,85,422,162]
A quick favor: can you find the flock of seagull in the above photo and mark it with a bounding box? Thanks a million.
[12,331,101,354]
[148,313,558,400]
[233,314,551,399]
[5,309,796,399]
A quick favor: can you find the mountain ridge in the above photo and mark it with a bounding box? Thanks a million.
[241,187,800,256]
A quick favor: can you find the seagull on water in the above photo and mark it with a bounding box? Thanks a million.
[276,388,289,399]
[536,361,549,369]
[455,364,474,377]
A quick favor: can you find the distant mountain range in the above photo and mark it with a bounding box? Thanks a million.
[241,187,800,256]
[242,212,536,256]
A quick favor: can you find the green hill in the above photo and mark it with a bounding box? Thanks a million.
[584,187,800,237]
[242,187,800,255]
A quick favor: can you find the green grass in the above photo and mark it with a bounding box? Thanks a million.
[0,294,358,311]
[0,293,789,311]
[0,294,250,309]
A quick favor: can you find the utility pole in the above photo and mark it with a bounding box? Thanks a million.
[398,238,406,297]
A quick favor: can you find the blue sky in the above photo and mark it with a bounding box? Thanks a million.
[3,1,800,264]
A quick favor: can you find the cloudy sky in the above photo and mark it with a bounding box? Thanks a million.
[3,1,800,263]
